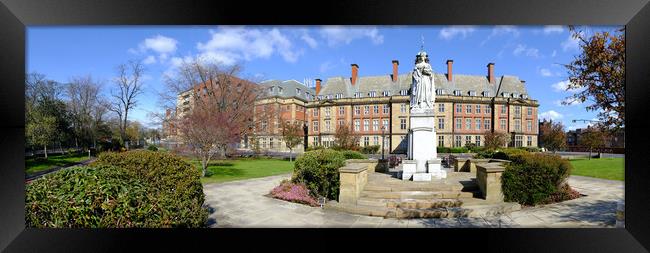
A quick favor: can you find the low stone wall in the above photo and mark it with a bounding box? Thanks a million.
[338,162,369,204]
[346,159,384,173]
[453,157,511,173]
[476,163,506,202]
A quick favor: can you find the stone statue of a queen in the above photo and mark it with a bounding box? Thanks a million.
[410,51,435,113]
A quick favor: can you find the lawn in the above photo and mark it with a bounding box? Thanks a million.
[25,153,92,175]
[569,157,624,181]
[194,158,295,184]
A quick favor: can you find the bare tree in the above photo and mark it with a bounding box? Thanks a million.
[66,75,103,149]
[334,122,359,150]
[280,120,303,161]
[163,58,264,176]
[483,130,509,150]
[109,60,145,147]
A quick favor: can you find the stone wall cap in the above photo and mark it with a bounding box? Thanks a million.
[346,159,378,164]
[476,163,505,173]
[402,160,417,164]
[427,159,441,164]
[339,163,368,173]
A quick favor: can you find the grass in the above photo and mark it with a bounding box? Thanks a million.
[569,157,624,181]
[193,158,294,184]
[25,153,92,174]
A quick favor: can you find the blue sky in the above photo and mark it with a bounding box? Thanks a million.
[27,25,622,130]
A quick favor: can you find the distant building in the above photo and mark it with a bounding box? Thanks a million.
[306,59,539,153]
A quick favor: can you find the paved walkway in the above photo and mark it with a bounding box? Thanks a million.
[203,174,623,228]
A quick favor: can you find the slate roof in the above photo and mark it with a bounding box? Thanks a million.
[318,72,531,100]
[259,80,315,101]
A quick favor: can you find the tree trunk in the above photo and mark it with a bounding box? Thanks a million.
[589,148,592,160]
[201,158,207,177]
[289,148,292,162]
[44,145,48,159]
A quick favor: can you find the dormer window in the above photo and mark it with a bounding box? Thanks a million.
[468,90,476,96]
[369,91,376,97]
[335,93,343,99]
[382,91,390,97]
[278,87,284,94]
[436,89,446,95]
[318,95,323,100]
[354,92,362,98]
[269,87,275,93]
[400,89,408,96]
[512,93,519,98]
[453,90,462,96]
[483,91,491,97]
[296,88,301,95]
[502,92,510,97]
[521,94,528,99]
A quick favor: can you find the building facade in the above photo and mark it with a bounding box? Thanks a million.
[247,80,314,153]
[305,60,539,154]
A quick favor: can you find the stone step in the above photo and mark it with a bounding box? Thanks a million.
[396,207,470,218]
[356,197,462,209]
[324,201,396,217]
[360,190,475,199]
[363,184,462,192]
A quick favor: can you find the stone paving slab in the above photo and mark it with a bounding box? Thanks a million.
[203,173,623,228]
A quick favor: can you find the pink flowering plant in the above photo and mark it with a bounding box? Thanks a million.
[269,180,319,207]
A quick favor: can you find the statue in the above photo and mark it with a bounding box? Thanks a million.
[410,51,435,112]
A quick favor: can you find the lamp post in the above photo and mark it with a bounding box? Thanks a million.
[381,126,386,160]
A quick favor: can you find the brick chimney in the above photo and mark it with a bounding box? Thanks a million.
[487,63,495,84]
[391,60,399,82]
[446,60,453,82]
[351,64,359,85]
[315,79,322,95]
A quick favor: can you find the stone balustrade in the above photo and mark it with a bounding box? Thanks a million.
[338,162,370,204]
[476,163,506,202]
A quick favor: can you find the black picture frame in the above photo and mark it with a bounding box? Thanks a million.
[1,0,649,252]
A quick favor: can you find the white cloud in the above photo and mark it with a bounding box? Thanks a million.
[140,35,178,54]
[513,44,540,58]
[553,98,582,106]
[301,32,318,49]
[551,80,584,93]
[143,55,157,65]
[540,110,564,121]
[540,68,552,77]
[551,50,557,57]
[196,27,303,65]
[543,25,564,34]
[561,33,581,52]
[319,26,384,47]
[481,26,520,46]
[438,26,477,40]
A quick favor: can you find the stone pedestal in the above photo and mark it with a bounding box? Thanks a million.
[402,111,446,181]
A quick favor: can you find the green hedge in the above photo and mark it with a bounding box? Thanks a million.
[437,147,470,153]
[501,153,572,206]
[91,150,208,227]
[26,165,155,227]
[341,150,366,160]
[292,149,346,200]
[147,145,158,151]
[360,145,380,154]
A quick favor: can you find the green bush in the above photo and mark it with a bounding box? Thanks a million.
[305,145,324,152]
[147,145,158,151]
[360,145,380,154]
[341,150,366,160]
[477,148,530,161]
[92,150,207,227]
[26,165,156,227]
[292,149,346,200]
[449,147,469,153]
[518,146,540,152]
[502,153,573,206]
[437,147,451,153]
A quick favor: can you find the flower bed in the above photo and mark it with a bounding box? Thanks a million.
[270,180,319,207]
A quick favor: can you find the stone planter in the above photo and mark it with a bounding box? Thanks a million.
[338,163,369,204]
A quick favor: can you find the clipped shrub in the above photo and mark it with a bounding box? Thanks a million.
[341,150,366,160]
[502,153,573,206]
[292,149,346,200]
[147,145,158,151]
[26,165,155,227]
[437,147,451,153]
[360,145,380,154]
[92,150,207,227]
[269,180,319,206]
[449,147,469,153]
